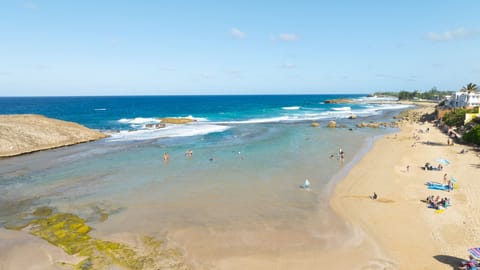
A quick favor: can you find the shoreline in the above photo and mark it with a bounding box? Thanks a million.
[330,104,480,269]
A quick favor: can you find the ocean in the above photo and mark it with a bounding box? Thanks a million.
[0,94,410,267]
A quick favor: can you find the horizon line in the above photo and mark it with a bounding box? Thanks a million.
[0,93,372,98]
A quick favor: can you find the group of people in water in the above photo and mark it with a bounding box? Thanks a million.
[329,148,345,161]
[163,150,194,161]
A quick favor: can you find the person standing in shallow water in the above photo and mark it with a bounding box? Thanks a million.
[163,152,169,161]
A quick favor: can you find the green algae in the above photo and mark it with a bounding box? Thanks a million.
[10,208,189,270]
[32,206,53,217]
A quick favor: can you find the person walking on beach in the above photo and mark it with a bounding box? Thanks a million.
[443,173,448,185]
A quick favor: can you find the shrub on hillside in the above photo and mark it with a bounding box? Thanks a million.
[463,125,480,145]
[443,108,476,127]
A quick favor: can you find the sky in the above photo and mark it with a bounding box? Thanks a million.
[0,0,479,96]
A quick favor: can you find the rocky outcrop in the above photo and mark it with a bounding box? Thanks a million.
[159,118,196,124]
[311,122,320,127]
[0,114,108,157]
[327,121,337,128]
[356,121,399,128]
[348,115,357,119]
[324,98,355,104]
[145,123,166,129]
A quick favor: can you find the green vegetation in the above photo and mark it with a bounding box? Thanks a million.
[374,87,452,100]
[443,108,477,127]
[461,82,478,93]
[463,125,480,145]
[8,206,189,270]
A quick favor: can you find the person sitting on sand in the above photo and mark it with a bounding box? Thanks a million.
[437,164,443,170]
[460,256,478,270]
[370,192,378,200]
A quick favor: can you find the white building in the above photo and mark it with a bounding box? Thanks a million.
[448,91,480,108]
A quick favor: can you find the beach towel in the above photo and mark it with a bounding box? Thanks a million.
[426,182,449,189]
[428,185,450,191]
[469,248,480,260]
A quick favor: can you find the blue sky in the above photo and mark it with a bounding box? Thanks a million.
[0,1,479,96]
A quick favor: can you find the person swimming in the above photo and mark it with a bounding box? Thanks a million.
[304,178,310,189]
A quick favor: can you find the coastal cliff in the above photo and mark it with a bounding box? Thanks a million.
[0,114,108,157]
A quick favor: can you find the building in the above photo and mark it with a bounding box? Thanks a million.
[465,107,480,125]
[448,91,480,108]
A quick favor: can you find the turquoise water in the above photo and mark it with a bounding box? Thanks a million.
[0,95,406,265]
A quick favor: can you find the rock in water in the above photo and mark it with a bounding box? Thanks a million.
[327,121,337,128]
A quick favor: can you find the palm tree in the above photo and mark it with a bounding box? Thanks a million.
[461,83,478,93]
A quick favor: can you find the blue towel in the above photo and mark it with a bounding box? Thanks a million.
[428,185,449,191]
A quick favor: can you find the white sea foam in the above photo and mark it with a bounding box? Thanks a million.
[107,123,230,142]
[355,96,398,102]
[282,106,300,110]
[118,116,208,125]
[118,117,160,124]
[332,106,351,111]
[94,108,107,111]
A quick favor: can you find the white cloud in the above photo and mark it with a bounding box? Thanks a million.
[280,63,296,69]
[22,1,38,9]
[376,74,417,82]
[230,28,246,39]
[427,28,479,41]
[278,33,299,42]
[225,69,241,74]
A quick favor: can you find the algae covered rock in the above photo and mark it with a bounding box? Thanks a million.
[11,208,189,270]
[32,206,53,217]
[311,122,320,127]
[327,121,337,128]
[159,118,196,124]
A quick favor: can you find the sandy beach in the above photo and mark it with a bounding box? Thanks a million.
[331,104,480,269]
[0,114,108,157]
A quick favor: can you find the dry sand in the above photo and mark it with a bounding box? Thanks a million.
[331,105,480,269]
[0,114,108,157]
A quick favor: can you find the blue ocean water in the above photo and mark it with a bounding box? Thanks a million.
[0,94,406,142]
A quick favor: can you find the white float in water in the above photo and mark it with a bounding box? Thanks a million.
[304,178,310,189]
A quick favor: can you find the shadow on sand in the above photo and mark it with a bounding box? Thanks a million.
[470,164,480,169]
[433,255,464,269]
[421,141,448,147]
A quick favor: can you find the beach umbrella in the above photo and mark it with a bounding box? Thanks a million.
[469,247,480,259]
